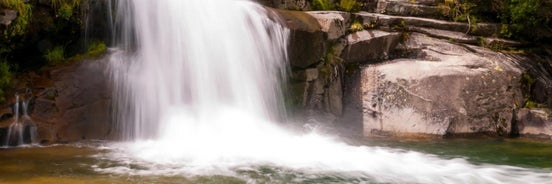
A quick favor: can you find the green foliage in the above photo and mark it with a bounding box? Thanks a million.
[312,0,335,10]
[524,100,538,108]
[58,3,74,20]
[86,41,107,57]
[439,0,478,33]
[0,61,12,102]
[444,0,552,40]
[0,0,32,37]
[44,46,65,65]
[67,41,108,62]
[498,0,550,39]
[50,0,83,9]
[349,21,364,32]
[312,0,361,12]
[338,0,361,12]
[50,0,83,20]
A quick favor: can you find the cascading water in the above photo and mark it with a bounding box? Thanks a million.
[3,94,37,147]
[109,0,288,141]
[100,0,552,183]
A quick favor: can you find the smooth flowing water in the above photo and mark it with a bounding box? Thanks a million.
[3,94,37,147]
[59,0,552,183]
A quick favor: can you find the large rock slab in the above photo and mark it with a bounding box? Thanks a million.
[341,30,401,63]
[306,11,350,41]
[359,33,525,137]
[272,9,326,69]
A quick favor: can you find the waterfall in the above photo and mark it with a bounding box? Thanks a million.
[5,95,23,146]
[3,94,37,147]
[110,0,289,141]
[101,0,552,183]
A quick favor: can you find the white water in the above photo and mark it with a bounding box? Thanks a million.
[104,0,552,183]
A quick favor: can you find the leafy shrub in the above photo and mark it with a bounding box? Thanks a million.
[44,46,65,65]
[499,0,549,39]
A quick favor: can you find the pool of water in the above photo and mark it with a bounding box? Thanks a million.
[1,138,551,184]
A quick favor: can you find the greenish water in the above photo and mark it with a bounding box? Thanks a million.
[359,137,552,169]
[0,138,551,184]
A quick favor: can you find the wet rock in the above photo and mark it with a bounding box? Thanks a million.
[292,68,319,82]
[357,33,524,137]
[341,30,401,63]
[327,77,343,116]
[11,58,114,143]
[272,9,326,69]
[0,126,6,145]
[306,11,350,41]
[0,107,12,122]
[517,109,552,140]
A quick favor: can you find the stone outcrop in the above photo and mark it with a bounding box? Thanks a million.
[341,30,401,63]
[275,10,348,120]
[273,9,326,69]
[306,11,350,41]
[277,8,552,140]
[358,33,524,137]
[516,109,552,139]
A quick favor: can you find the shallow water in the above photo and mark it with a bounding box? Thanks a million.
[1,138,551,184]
